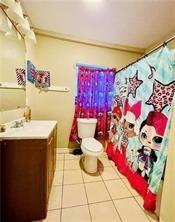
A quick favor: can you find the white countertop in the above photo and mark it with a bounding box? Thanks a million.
[0,120,57,140]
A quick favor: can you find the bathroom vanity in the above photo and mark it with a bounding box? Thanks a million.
[0,120,57,222]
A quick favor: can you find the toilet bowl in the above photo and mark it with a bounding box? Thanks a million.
[81,137,103,173]
[77,118,104,173]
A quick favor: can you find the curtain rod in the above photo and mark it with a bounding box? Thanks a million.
[76,63,114,70]
[116,35,175,74]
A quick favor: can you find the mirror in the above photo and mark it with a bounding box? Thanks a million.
[0,9,26,111]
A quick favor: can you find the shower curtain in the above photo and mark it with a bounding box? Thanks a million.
[106,46,175,212]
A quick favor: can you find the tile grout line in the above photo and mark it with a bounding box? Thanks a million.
[106,156,156,222]
[59,154,65,222]
[50,154,153,221]
[56,153,153,221]
[47,155,114,218]
[80,156,93,222]
[50,182,141,206]
[48,204,88,212]
[101,155,153,220]
[63,157,81,171]
[56,168,81,171]
[46,154,64,218]
[54,154,156,222]
[61,177,123,186]
[48,199,121,211]
[120,177,138,197]
[98,161,123,222]
[111,168,144,204]
[133,195,158,222]
[107,156,138,198]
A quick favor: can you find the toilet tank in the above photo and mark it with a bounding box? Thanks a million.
[77,118,97,139]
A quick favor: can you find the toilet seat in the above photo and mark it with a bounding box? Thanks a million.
[81,137,103,154]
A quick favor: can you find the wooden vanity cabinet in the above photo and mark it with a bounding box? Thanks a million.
[1,125,57,222]
[47,126,57,201]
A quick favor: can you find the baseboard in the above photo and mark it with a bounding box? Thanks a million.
[56,147,80,154]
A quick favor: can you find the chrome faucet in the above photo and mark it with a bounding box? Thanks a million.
[11,120,24,128]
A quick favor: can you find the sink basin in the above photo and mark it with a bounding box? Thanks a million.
[0,120,57,139]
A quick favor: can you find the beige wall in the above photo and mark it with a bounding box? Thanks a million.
[168,38,175,49]
[0,31,26,111]
[30,34,142,148]
[145,31,175,52]
[0,32,25,83]
[159,107,175,222]
[0,30,26,124]
[0,108,25,124]
[0,38,36,124]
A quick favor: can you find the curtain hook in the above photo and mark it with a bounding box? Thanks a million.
[163,41,167,47]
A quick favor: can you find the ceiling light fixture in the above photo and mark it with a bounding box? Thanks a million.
[0,9,11,32]
[1,0,36,43]
[5,0,24,24]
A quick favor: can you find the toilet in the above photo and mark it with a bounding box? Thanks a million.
[77,118,103,173]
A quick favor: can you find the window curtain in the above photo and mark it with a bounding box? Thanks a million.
[70,66,116,142]
[106,46,175,212]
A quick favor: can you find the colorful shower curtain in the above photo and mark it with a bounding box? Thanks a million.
[106,46,175,212]
[70,66,115,142]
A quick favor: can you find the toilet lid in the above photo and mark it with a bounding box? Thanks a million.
[82,137,103,152]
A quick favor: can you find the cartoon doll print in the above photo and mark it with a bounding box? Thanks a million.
[120,98,142,148]
[127,136,142,169]
[136,111,168,181]
[115,78,128,108]
[108,105,122,145]
[35,71,50,88]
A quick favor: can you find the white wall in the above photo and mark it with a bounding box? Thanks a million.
[0,35,36,124]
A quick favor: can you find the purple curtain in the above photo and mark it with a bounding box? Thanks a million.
[70,66,116,142]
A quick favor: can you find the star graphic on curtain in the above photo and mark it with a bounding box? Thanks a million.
[146,79,175,112]
[128,70,143,98]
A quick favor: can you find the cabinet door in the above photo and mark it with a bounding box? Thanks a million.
[47,133,54,199]
[47,126,57,200]
[1,139,47,222]
[53,126,57,170]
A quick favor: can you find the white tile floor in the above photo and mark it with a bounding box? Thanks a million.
[41,152,159,222]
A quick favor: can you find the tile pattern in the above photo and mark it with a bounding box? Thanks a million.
[114,197,149,222]
[62,205,91,222]
[48,186,62,210]
[85,181,111,203]
[63,170,83,185]
[89,201,121,222]
[104,179,132,200]
[39,153,159,222]
[53,171,63,186]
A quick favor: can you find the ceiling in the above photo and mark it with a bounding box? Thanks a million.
[21,0,175,49]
